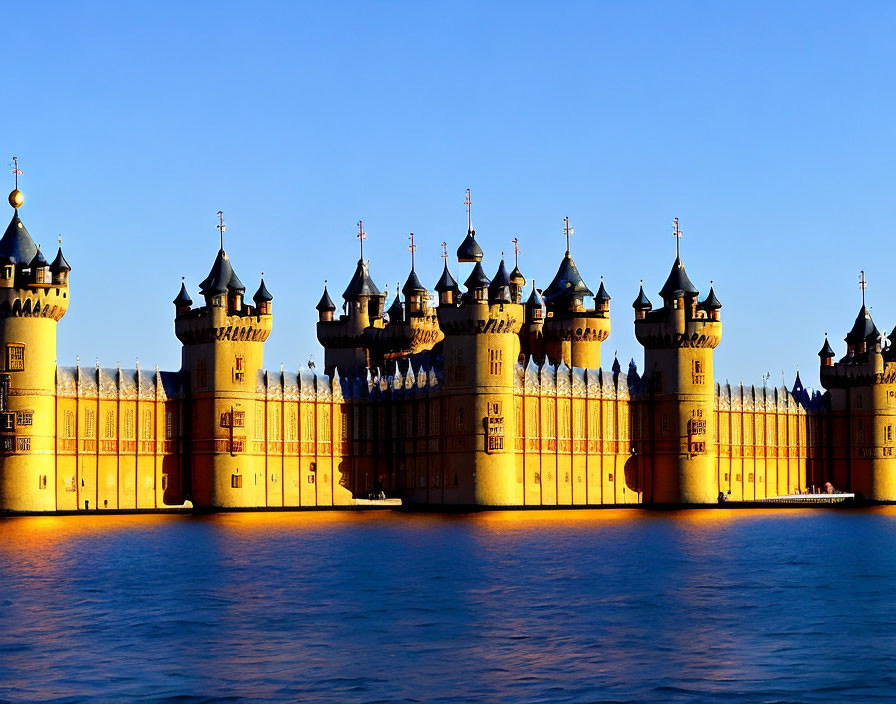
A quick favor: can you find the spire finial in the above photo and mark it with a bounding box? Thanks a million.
[356,220,366,260]
[859,270,867,307]
[441,241,448,264]
[58,234,62,246]
[408,232,416,270]
[464,188,472,232]
[673,217,682,260]
[563,217,574,254]
[216,211,226,250]
[8,156,24,210]
[512,237,520,267]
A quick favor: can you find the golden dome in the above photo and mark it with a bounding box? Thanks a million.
[8,189,23,209]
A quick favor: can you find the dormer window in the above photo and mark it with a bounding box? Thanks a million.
[3,267,11,280]
[36,268,48,284]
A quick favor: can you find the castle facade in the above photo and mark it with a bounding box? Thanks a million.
[0,183,892,514]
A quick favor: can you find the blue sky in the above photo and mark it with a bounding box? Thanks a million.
[7,1,895,389]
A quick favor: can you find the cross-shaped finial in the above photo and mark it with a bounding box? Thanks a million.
[563,217,574,254]
[512,237,520,266]
[11,157,22,190]
[441,241,448,263]
[464,188,472,232]
[673,217,682,259]
[216,211,226,250]
[859,270,867,307]
[357,220,366,259]
[408,233,416,269]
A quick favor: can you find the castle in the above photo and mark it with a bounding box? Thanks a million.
[1,176,893,514]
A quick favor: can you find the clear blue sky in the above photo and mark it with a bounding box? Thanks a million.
[7,1,895,390]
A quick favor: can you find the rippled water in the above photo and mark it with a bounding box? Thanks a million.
[2,508,896,703]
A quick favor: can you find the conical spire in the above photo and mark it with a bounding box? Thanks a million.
[434,261,458,293]
[316,283,336,312]
[199,248,244,296]
[658,257,698,299]
[29,245,47,269]
[543,252,593,305]
[527,280,545,311]
[50,246,70,273]
[342,258,382,299]
[632,281,652,310]
[402,267,426,296]
[464,261,491,291]
[489,258,511,302]
[845,305,878,344]
[0,210,38,265]
[387,288,403,321]
[173,279,192,306]
[700,284,722,310]
[253,278,273,303]
[595,277,611,302]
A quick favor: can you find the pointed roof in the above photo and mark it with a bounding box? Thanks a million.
[434,262,458,293]
[343,258,382,299]
[632,284,652,310]
[595,278,611,302]
[845,305,879,344]
[456,229,483,263]
[199,249,244,296]
[387,291,403,321]
[0,211,38,265]
[50,247,70,272]
[527,285,545,310]
[173,281,192,306]
[792,370,804,394]
[253,278,273,303]
[29,247,48,269]
[464,261,491,290]
[658,257,698,299]
[818,336,834,358]
[543,253,593,304]
[316,284,336,312]
[402,267,427,296]
[509,265,525,287]
[700,286,722,310]
[489,259,511,301]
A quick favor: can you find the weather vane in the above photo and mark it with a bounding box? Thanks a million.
[441,241,448,263]
[8,156,24,209]
[464,189,472,232]
[859,270,867,307]
[408,233,416,269]
[673,217,683,259]
[217,211,226,249]
[563,217,574,254]
[357,220,367,259]
[512,237,520,267]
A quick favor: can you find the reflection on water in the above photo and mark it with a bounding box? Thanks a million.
[2,508,896,703]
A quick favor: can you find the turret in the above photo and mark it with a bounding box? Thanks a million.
[540,221,610,370]
[634,223,722,505]
[315,283,336,322]
[434,259,459,306]
[521,280,546,363]
[316,222,387,377]
[820,272,896,501]
[0,166,71,512]
[173,278,192,316]
[174,213,272,509]
[437,238,524,506]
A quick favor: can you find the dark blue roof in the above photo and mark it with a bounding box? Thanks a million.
[199,249,244,296]
[659,257,698,299]
[464,261,491,290]
[402,267,427,295]
[434,262,458,293]
[818,336,834,357]
[50,247,70,272]
[343,259,383,299]
[456,229,483,263]
[0,211,38,266]
[543,253,593,304]
[632,284,652,310]
[316,284,336,311]
[253,278,273,303]
[595,278,611,301]
[29,247,48,268]
[700,286,722,310]
[173,282,192,306]
[845,305,879,344]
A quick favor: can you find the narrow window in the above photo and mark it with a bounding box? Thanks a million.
[6,344,24,372]
[38,474,47,489]
[104,410,115,438]
[231,473,242,488]
[85,410,96,438]
[165,410,175,439]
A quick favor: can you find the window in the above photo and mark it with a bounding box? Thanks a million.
[196,359,207,389]
[234,356,245,383]
[488,349,503,376]
[142,410,152,438]
[165,411,175,439]
[63,410,74,438]
[692,359,705,385]
[124,409,134,439]
[38,474,47,489]
[6,344,24,372]
[453,365,466,384]
[85,410,96,438]
[17,437,30,452]
[289,410,298,441]
[231,473,242,488]
[456,408,465,431]
[887,425,893,443]
[104,410,115,438]
[15,410,32,426]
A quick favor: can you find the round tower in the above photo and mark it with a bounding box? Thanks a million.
[0,175,70,512]
[634,236,722,505]
[174,215,272,509]
[437,239,524,506]
[541,224,610,370]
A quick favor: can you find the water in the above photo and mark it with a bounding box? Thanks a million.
[2,508,896,703]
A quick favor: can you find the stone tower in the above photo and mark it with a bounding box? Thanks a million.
[437,240,524,506]
[540,242,610,371]
[634,247,722,505]
[0,182,70,511]
[819,288,896,501]
[174,220,273,509]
